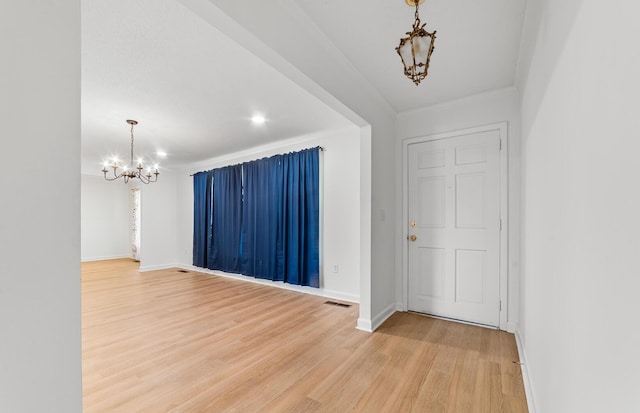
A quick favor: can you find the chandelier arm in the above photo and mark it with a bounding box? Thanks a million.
[103,173,123,182]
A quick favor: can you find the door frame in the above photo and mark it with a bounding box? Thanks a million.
[401,122,509,330]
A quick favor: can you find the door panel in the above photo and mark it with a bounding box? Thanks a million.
[418,177,446,228]
[456,173,486,228]
[418,149,446,169]
[455,249,485,304]
[417,247,445,299]
[408,131,500,327]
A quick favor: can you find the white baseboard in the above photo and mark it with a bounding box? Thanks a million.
[321,289,360,304]
[175,264,360,304]
[370,303,396,332]
[81,255,131,262]
[356,306,396,332]
[138,263,179,272]
[514,328,537,413]
[356,318,372,332]
[506,321,519,333]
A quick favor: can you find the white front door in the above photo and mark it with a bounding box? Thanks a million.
[407,130,501,327]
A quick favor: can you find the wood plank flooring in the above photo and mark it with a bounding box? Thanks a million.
[82,259,528,413]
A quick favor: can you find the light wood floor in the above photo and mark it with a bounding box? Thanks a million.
[82,259,528,413]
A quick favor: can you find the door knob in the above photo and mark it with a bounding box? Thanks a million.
[409,235,417,241]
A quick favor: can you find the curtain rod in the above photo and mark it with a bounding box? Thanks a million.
[189,146,324,176]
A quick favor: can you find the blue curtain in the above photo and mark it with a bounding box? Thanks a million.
[208,164,243,273]
[241,155,285,280]
[192,171,212,268]
[193,147,320,288]
[282,148,320,287]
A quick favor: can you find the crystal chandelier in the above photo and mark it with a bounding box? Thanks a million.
[396,0,437,86]
[102,120,159,184]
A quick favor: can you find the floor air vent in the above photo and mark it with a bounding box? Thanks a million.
[324,300,351,308]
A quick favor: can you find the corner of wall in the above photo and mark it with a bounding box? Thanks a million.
[514,327,537,413]
[356,318,373,333]
[370,303,396,332]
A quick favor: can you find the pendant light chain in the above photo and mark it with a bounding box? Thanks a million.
[130,122,135,168]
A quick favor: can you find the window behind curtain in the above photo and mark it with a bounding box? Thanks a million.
[193,147,320,288]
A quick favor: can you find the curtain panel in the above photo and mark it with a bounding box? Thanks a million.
[208,164,243,273]
[192,147,320,288]
[192,171,212,268]
[241,155,285,280]
[282,149,320,287]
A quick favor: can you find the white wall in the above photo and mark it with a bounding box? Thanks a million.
[81,174,131,261]
[518,1,640,412]
[0,2,82,412]
[396,87,522,330]
[176,0,393,330]
[80,171,178,270]
[176,127,361,302]
[137,170,179,271]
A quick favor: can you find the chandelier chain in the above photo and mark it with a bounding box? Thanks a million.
[130,122,135,168]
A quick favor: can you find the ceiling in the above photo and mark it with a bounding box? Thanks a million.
[81,0,526,173]
[295,0,526,112]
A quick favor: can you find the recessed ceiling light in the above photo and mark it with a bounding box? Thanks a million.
[156,150,167,158]
[251,114,266,125]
